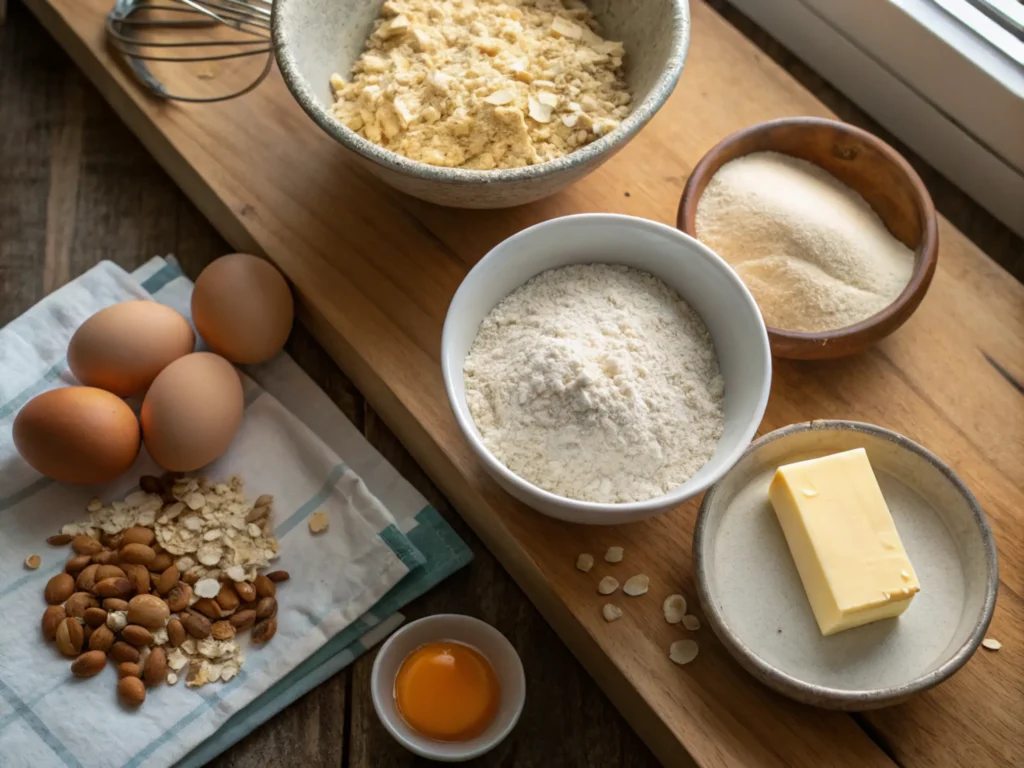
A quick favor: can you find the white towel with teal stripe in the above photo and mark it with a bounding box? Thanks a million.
[0,258,472,768]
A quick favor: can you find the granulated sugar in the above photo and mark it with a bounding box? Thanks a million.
[463,264,725,504]
[695,151,915,333]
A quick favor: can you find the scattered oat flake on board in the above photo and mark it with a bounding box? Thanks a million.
[662,594,686,624]
[308,511,330,534]
[623,575,649,596]
[682,615,701,631]
[24,555,41,570]
[597,576,619,595]
[604,546,624,563]
[669,640,699,666]
[602,604,623,623]
[982,638,1002,651]
[576,553,594,573]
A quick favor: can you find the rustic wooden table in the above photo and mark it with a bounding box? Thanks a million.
[1,1,1019,766]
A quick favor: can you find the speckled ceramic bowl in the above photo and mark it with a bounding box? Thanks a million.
[694,420,998,710]
[272,0,690,208]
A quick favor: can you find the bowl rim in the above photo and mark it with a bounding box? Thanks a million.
[370,614,526,762]
[693,419,999,709]
[440,212,772,522]
[675,116,940,351]
[271,0,691,184]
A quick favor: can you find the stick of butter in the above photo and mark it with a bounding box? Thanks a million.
[768,448,920,636]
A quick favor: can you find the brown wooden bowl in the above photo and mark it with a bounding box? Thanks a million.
[677,117,939,360]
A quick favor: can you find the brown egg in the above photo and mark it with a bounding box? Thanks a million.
[13,388,140,484]
[191,253,294,364]
[68,301,195,396]
[140,352,244,472]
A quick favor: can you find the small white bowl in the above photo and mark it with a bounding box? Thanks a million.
[371,615,526,762]
[441,214,772,525]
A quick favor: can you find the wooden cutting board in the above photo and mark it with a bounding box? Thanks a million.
[22,0,1024,765]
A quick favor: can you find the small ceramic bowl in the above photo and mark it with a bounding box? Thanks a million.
[694,420,998,710]
[442,213,771,525]
[272,0,690,208]
[677,117,939,359]
[371,615,526,762]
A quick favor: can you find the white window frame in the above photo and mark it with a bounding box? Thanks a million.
[727,0,1024,238]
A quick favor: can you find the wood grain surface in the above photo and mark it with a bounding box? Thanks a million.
[4,0,1022,766]
[0,4,659,766]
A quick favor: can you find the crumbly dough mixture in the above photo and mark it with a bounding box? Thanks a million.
[464,265,725,504]
[330,0,631,169]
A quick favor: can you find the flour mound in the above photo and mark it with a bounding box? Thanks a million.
[464,264,725,503]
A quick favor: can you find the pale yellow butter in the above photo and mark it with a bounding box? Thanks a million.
[768,448,920,636]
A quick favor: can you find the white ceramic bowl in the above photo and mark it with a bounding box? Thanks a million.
[441,214,772,525]
[371,615,526,762]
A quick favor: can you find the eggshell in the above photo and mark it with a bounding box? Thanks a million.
[191,253,294,364]
[140,352,244,472]
[13,387,140,484]
[68,301,195,396]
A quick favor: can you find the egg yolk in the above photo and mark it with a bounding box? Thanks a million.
[394,641,500,742]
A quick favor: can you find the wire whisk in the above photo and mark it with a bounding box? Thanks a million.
[106,0,274,103]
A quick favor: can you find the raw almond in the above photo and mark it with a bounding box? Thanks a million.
[120,543,156,566]
[111,641,141,664]
[122,625,154,647]
[88,625,116,652]
[122,527,155,547]
[181,569,200,585]
[266,570,290,583]
[102,598,129,612]
[64,554,92,575]
[251,616,277,645]
[76,564,100,592]
[83,607,108,628]
[92,550,121,566]
[71,535,102,556]
[144,647,167,686]
[229,610,256,630]
[154,566,179,595]
[55,617,84,657]
[165,582,192,612]
[46,534,72,546]
[255,597,277,620]
[167,618,186,647]
[118,676,146,706]
[182,613,212,639]
[211,620,236,640]
[193,598,222,620]
[254,574,276,599]
[41,605,66,641]
[65,592,99,619]
[149,552,174,573]
[71,650,107,678]
[118,662,142,679]
[215,583,240,613]
[127,594,170,628]
[235,581,257,602]
[82,625,94,644]
[45,573,75,605]
[95,565,126,582]
[94,577,132,600]
[100,531,124,550]
[122,564,151,596]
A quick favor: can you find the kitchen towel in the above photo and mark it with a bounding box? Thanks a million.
[0,257,472,768]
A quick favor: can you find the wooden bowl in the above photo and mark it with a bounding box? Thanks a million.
[677,117,939,360]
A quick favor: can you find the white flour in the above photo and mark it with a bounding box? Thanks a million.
[695,151,915,333]
[463,264,725,503]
